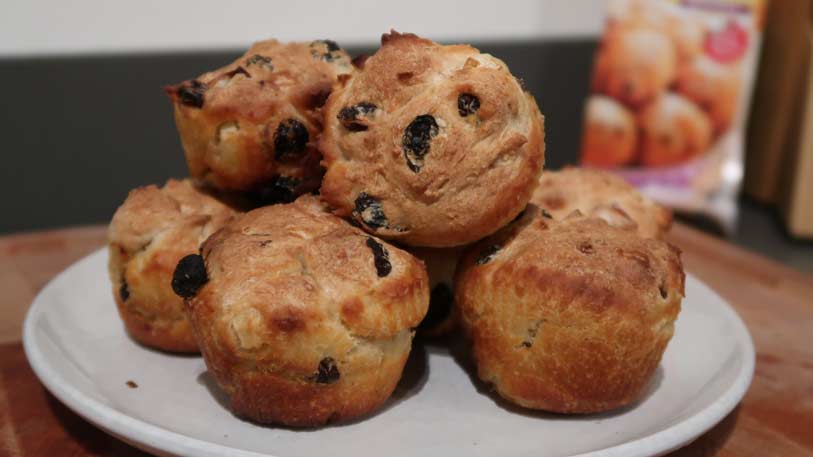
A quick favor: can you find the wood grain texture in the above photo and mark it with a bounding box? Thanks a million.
[665,224,813,457]
[1,224,811,456]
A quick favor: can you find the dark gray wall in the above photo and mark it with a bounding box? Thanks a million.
[0,40,595,234]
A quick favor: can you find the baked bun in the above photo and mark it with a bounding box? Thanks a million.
[319,31,545,247]
[108,179,237,352]
[638,93,712,167]
[531,168,672,239]
[607,0,704,66]
[675,55,740,133]
[409,246,466,336]
[166,39,353,198]
[592,25,677,108]
[580,95,638,167]
[177,195,429,426]
[665,11,706,66]
[456,207,684,414]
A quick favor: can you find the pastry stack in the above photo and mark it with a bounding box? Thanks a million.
[108,31,685,426]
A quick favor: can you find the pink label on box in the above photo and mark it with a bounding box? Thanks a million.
[609,159,704,188]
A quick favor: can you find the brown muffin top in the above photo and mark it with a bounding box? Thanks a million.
[458,207,684,324]
[166,39,353,192]
[319,31,545,247]
[531,168,672,239]
[108,178,237,254]
[187,195,429,373]
[455,207,685,413]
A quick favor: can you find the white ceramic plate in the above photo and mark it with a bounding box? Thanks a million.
[24,248,754,457]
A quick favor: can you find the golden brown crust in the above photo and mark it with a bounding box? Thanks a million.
[107,179,238,352]
[186,195,429,426]
[456,208,684,413]
[220,347,409,426]
[531,167,672,239]
[592,24,677,108]
[167,39,353,195]
[319,31,545,247]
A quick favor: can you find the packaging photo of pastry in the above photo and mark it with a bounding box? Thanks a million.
[582,0,766,232]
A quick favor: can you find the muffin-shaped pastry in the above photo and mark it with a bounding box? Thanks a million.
[166,39,353,198]
[108,179,237,352]
[319,31,545,247]
[409,246,467,336]
[606,0,704,65]
[177,195,429,426]
[675,55,740,133]
[592,26,677,108]
[638,93,712,167]
[606,0,668,23]
[456,208,684,413]
[665,11,706,66]
[580,96,638,167]
[531,168,672,239]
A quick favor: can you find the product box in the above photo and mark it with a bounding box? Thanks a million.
[581,0,766,232]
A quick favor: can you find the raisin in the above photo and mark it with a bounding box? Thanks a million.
[171,254,208,298]
[313,357,340,384]
[338,102,377,131]
[419,283,453,330]
[541,209,553,219]
[353,193,387,229]
[322,39,340,52]
[365,237,392,277]
[457,93,480,117]
[476,245,501,265]
[402,115,439,172]
[119,278,130,301]
[659,283,668,299]
[176,80,207,108]
[525,321,541,345]
[397,72,414,83]
[578,241,594,255]
[311,40,341,61]
[245,54,273,71]
[258,175,300,204]
[273,119,309,161]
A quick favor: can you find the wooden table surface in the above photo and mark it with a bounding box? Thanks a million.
[1,224,811,457]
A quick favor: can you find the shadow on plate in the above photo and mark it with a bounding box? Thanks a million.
[195,341,429,431]
[442,328,665,421]
[125,332,203,359]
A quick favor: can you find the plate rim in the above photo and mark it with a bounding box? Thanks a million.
[23,248,755,457]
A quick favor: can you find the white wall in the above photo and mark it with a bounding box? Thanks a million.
[0,0,605,56]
